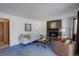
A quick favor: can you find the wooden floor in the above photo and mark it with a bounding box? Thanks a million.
[0,42,9,49]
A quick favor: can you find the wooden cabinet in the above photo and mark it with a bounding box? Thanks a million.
[47,20,61,29]
[47,20,62,37]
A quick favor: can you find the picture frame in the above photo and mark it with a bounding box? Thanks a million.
[50,22,57,29]
[25,23,31,31]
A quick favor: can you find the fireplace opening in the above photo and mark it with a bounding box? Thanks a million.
[49,32,59,38]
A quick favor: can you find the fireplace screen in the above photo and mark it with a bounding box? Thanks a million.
[49,32,59,38]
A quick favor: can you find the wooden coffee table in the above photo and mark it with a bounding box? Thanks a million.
[36,38,51,48]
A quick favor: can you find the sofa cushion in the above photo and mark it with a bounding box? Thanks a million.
[24,34,31,40]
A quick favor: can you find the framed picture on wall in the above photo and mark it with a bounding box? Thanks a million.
[50,22,57,29]
[25,23,31,31]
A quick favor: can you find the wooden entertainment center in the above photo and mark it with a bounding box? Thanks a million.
[47,20,62,38]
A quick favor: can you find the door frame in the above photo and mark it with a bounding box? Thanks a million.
[0,18,10,46]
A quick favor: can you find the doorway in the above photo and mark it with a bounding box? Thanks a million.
[0,18,9,49]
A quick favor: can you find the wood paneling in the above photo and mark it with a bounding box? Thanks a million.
[4,20,9,44]
[47,20,62,37]
[0,22,4,42]
[0,18,9,45]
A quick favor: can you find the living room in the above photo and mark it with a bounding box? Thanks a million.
[0,3,79,56]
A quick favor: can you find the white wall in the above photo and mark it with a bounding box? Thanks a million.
[0,12,42,46]
[38,21,47,36]
[62,17,73,39]
[74,19,77,34]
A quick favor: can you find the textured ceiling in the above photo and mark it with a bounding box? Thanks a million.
[0,3,79,20]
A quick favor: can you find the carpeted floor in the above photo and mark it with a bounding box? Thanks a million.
[0,42,57,56]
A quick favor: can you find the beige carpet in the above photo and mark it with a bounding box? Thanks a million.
[0,42,9,49]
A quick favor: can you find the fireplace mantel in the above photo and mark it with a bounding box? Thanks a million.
[47,20,62,38]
